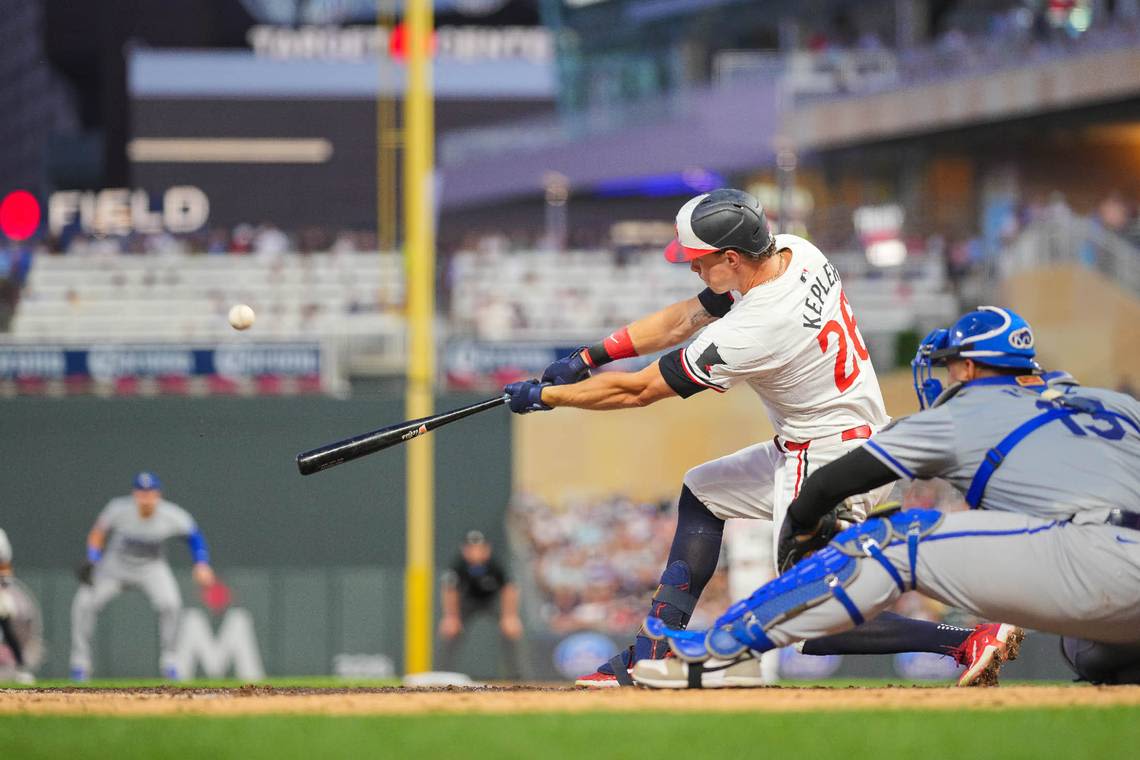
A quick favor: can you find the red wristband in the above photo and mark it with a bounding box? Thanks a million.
[586,326,637,366]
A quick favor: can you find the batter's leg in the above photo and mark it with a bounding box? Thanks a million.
[140,563,183,677]
[582,443,781,684]
[69,574,124,676]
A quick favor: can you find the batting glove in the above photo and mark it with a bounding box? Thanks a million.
[541,348,590,385]
[504,380,552,414]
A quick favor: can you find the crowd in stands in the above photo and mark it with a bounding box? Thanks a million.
[793,1,1140,98]
[53,223,381,258]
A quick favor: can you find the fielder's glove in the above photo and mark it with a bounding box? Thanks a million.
[503,380,553,414]
[777,508,855,573]
[541,348,591,386]
[76,561,95,586]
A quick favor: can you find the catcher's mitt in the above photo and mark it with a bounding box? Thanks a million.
[777,506,860,573]
[76,562,95,586]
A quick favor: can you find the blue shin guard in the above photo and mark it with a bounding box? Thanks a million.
[646,509,945,663]
[645,544,862,663]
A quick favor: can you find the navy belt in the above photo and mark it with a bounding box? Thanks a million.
[1107,510,1140,532]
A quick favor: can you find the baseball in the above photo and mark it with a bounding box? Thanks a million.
[228,304,256,330]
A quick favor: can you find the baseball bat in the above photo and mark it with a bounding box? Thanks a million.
[296,395,508,475]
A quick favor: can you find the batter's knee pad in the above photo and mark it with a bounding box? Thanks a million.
[703,544,863,659]
[831,508,944,593]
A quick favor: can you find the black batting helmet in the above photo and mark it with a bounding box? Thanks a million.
[664,189,773,263]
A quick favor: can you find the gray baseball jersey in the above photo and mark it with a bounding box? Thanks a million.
[863,377,1140,520]
[95,498,198,565]
[71,498,198,675]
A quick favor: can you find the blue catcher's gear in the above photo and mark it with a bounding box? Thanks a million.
[912,306,1040,409]
[644,509,946,663]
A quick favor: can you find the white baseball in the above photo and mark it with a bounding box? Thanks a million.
[228,304,256,330]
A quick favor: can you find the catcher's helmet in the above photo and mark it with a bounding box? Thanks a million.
[664,189,773,263]
[912,306,1040,408]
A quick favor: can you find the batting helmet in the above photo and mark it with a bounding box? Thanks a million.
[664,189,773,263]
[912,306,1040,408]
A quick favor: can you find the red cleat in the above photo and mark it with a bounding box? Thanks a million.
[950,623,1025,687]
[573,670,626,689]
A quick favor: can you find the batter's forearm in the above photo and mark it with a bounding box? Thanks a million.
[542,369,663,409]
[626,297,714,354]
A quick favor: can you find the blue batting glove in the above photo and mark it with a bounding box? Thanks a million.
[541,348,590,385]
[504,380,552,414]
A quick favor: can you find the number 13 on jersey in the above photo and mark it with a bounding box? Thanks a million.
[817,291,869,392]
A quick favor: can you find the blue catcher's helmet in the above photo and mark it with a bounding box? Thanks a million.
[911,306,1039,408]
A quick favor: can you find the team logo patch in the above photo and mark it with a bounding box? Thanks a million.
[695,343,726,375]
[1008,327,1034,350]
[1015,375,1045,387]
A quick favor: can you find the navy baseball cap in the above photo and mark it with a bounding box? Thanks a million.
[133,472,162,490]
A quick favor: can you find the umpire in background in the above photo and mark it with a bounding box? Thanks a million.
[438,530,523,678]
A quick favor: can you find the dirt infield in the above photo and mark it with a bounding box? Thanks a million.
[4,685,1140,717]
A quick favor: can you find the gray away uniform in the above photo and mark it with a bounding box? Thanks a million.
[749,377,1140,680]
[70,498,198,674]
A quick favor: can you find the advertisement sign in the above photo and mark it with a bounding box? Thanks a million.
[0,343,329,395]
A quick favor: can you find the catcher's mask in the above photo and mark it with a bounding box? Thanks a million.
[912,306,1040,409]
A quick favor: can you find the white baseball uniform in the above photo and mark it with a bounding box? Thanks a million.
[659,234,892,563]
[70,498,199,675]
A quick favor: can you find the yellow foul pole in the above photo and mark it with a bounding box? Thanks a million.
[403,0,436,675]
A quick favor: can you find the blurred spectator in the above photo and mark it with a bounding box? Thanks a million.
[438,530,523,678]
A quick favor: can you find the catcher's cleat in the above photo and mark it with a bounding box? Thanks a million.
[950,623,1024,687]
[632,653,768,689]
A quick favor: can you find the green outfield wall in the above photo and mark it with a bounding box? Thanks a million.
[1,394,513,678]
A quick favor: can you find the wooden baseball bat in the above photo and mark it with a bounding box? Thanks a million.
[296,395,508,475]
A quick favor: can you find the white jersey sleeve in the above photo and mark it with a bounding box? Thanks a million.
[861,408,959,479]
[659,309,780,397]
[0,528,11,565]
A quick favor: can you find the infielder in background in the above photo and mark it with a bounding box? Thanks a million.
[633,307,1140,688]
[70,472,216,681]
[0,528,34,684]
[507,189,1013,687]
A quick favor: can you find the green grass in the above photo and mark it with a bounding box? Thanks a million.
[1,709,1138,760]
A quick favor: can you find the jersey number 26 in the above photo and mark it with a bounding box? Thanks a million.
[817,291,869,393]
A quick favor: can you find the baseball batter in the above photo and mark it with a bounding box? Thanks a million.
[633,306,1140,688]
[70,472,215,680]
[506,189,1007,687]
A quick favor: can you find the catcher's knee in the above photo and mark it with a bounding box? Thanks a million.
[830,508,943,592]
[710,545,865,656]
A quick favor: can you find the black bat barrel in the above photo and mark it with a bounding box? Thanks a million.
[296,395,507,475]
